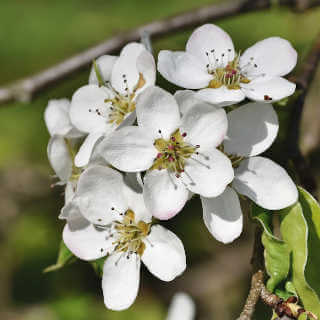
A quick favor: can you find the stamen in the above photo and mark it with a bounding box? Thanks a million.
[189,156,211,169]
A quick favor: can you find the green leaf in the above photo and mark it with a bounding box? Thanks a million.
[251,203,278,239]
[280,194,320,317]
[298,187,320,297]
[252,204,290,292]
[91,256,107,278]
[43,241,77,273]
[262,231,290,292]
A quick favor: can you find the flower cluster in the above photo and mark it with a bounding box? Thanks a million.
[45,24,298,310]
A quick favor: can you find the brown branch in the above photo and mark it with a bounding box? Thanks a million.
[237,225,265,320]
[0,0,268,105]
[236,270,264,320]
[286,32,320,194]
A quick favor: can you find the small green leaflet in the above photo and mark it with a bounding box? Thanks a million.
[280,187,320,317]
[43,240,77,273]
[252,204,291,292]
[252,186,320,317]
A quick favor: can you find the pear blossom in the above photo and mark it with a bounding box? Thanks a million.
[98,86,234,220]
[44,99,84,187]
[61,165,186,311]
[44,98,84,138]
[69,42,156,167]
[166,293,195,320]
[158,24,297,107]
[200,102,298,243]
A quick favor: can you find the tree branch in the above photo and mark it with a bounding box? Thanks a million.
[236,270,264,320]
[286,32,320,194]
[0,0,274,106]
[237,225,265,320]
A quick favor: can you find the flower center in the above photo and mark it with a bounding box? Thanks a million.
[89,72,146,126]
[105,96,136,125]
[218,145,244,168]
[205,51,251,90]
[150,129,199,175]
[111,209,151,257]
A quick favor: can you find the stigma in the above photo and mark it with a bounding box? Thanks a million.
[150,129,200,174]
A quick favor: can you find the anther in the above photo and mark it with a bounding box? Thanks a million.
[182,132,187,137]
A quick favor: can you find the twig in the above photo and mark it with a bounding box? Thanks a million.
[286,33,320,194]
[0,0,272,106]
[237,226,265,320]
[236,270,264,320]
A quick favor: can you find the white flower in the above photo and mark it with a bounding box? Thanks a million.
[45,99,84,186]
[61,165,186,311]
[98,86,234,220]
[69,42,156,167]
[158,24,297,107]
[166,293,195,320]
[200,102,298,243]
[44,98,84,138]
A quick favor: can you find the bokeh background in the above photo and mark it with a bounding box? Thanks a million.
[1,0,320,319]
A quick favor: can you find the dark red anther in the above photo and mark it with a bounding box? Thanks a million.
[175,174,180,178]
[157,153,163,159]
[168,145,174,150]
[171,136,176,142]
[182,132,187,137]
[264,95,272,101]
[168,156,174,162]
[231,69,237,75]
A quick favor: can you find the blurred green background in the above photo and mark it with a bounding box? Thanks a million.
[1,0,320,319]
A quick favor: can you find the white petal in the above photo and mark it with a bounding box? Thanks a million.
[102,252,141,311]
[233,157,298,210]
[63,223,112,261]
[47,136,72,183]
[122,182,152,223]
[70,84,111,133]
[136,86,181,140]
[142,225,186,281]
[74,132,103,167]
[135,49,156,94]
[166,293,195,320]
[143,170,189,220]
[59,199,90,232]
[157,50,212,89]
[201,187,243,244]
[224,102,279,157]
[111,42,146,95]
[76,165,127,224]
[242,77,296,103]
[44,99,73,136]
[182,149,234,197]
[64,180,76,203]
[181,103,227,149]
[174,90,204,116]
[186,24,235,68]
[100,126,157,172]
[89,55,118,85]
[196,87,245,107]
[240,37,297,77]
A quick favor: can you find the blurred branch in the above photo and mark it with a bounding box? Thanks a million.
[286,33,320,194]
[1,0,296,106]
[0,0,319,106]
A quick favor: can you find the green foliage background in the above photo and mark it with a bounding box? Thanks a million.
[1,1,320,319]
